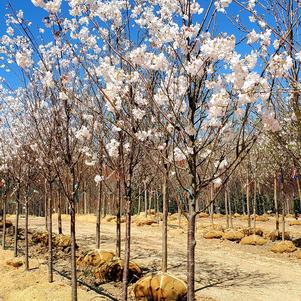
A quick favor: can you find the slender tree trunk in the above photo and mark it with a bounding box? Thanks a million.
[122,194,131,301]
[116,181,121,257]
[228,186,233,228]
[246,174,251,228]
[14,196,20,257]
[58,190,62,234]
[162,171,168,273]
[2,193,7,250]
[253,180,257,231]
[103,193,107,217]
[280,170,285,241]
[225,187,229,228]
[25,195,29,270]
[70,197,77,301]
[187,211,196,301]
[274,173,279,232]
[96,182,102,249]
[48,181,53,283]
[156,192,160,223]
[44,178,48,231]
[137,186,141,214]
[242,190,246,215]
[83,181,87,215]
[148,190,152,214]
[282,202,285,241]
[178,205,182,228]
[210,185,214,225]
[144,182,147,217]
[296,177,301,209]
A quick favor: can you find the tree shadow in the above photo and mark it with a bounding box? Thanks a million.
[194,259,286,292]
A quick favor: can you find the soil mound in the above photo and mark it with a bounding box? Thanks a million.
[131,273,187,301]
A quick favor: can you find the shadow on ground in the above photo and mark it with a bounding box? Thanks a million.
[195,259,285,292]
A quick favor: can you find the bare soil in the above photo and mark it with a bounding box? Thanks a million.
[1,214,301,301]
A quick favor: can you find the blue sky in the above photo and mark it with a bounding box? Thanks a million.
[0,1,259,87]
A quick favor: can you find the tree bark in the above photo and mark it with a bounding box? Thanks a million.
[14,191,20,257]
[2,193,7,250]
[70,197,77,301]
[25,195,29,270]
[162,171,168,273]
[246,174,251,228]
[144,182,147,217]
[58,190,62,234]
[228,187,233,228]
[253,180,257,231]
[274,173,279,232]
[296,177,301,210]
[116,181,121,257]
[137,186,141,214]
[48,181,53,283]
[187,212,196,301]
[96,182,102,249]
[122,195,131,301]
[44,178,48,231]
[210,184,214,226]
[225,187,229,228]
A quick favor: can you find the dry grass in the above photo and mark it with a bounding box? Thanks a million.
[266,231,290,242]
[222,230,244,241]
[213,213,224,219]
[77,250,115,268]
[255,216,269,222]
[288,220,301,226]
[131,273,187,301]
[295,250,301,259]
[0,220,13,228]
[203,230,224,239]
[0,250,101,301]
[6,259,23,268]
[271,241,297,253]
[240,235,267,246]
[198,212,209,218]
[240,227,263,237]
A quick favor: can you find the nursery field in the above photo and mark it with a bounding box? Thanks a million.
[1,214,301,301]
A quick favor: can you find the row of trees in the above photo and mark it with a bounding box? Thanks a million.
[0,0,300,300]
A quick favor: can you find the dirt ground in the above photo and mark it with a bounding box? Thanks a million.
[2,214,301,301]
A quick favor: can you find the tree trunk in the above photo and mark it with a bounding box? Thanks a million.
[274,173,279,232]
[2,194,7,250]
[103,193,107,217]
[70,197,77,301]
[162,172,168,273]
[44,178,48,231]
[253,180,257,231]
[25,196,29,270]
[144,182,147,217]
[178,205,182,228]
[138,186,141,214]
[96,182,102,249]
[210,185,214,225]
[296,176,301,210]
[116,181,121,257]
[225,187,229,228]
[83,181,87,215]
[122,195,131,301]
[14,198,20,257]
[48,181,53,283]
[187,212,196,301]
[242,190,246,215]
[246,174,251,228]
[228,187,233,228]
[58,190,62,234]
[148,190,152,214]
